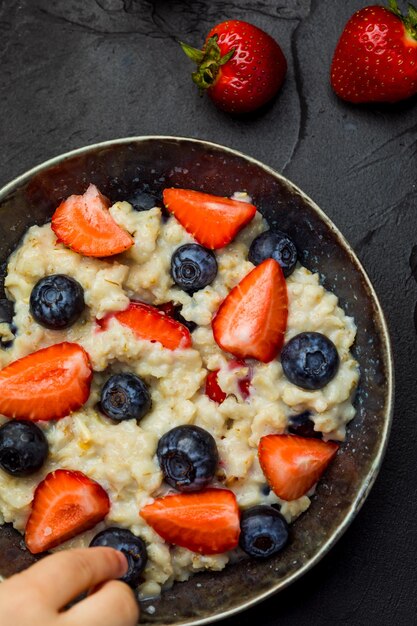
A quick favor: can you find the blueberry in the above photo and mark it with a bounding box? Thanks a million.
[281,332,339,390]
[0,339,14,350]
[30,274,85,330]
[249,230,297,277]
[171,244,217,294]
[127,190,160,212]
[288,411,321,439]
[261,484,271,496]
[157,425,218,492]
[90,527,147,587]
[174,312,197,334]
[0,299,14,324]
[0,321,16,350]
[0,421,48,476]
[239,505,289,558]
[158,302,197,333]
[100,373,152,422]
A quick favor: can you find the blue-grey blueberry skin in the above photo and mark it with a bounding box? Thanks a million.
[90,527,148,587]
[248,230,297,277]
[288,411,321,438]
[100,373,152,422]
[171,244,218,293]
[157,425,219,492]
[30,274,85,330]
[239,505,289,558]
[0,421,48,477]
[281,332,340,390]
[127,190,160,212]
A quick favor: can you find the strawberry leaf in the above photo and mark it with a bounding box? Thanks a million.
[179,41,204,63]
[388,0,417,38]
[388,0,401,15]
[192,68,215,90]
[219,49,235,66]
[407,3,417,27]
[179,34,234,92]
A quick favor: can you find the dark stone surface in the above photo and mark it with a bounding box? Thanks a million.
[0,1,415,625]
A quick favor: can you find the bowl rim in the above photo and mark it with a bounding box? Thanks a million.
[0,136,394,626]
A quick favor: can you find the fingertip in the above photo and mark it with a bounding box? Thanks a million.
[105,581,140,625]
[89,546,128,578]
[66,579,140,626]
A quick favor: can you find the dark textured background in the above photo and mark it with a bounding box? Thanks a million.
[0,0,416,624]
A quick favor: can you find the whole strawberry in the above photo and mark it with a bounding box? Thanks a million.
[180,20,287,113]
[331,1,417,103]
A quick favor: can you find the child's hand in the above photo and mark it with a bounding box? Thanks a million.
[0,547,139,626]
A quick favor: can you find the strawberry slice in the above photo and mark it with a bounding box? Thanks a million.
[99,302,192,350]
[162,188,256,249]
[230,359,252,399]
[157,301,197,333]
[258,434,339,501]
[238,377,250,398]
[157,301,178,317]
[205,360,252,404]
[140,489,240,554]
[212,258,288,362]
[25,470,110,554]
[0,342,92,421]
[205,370,227,404]
[51,184,134,257]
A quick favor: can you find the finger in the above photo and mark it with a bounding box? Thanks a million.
[15,547,128,609]
[62,579,139,626]
[0,575,52,623]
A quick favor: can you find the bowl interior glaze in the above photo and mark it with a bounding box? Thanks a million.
[0,137,393,626]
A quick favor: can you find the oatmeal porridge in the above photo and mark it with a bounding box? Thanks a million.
[0,185,359,597]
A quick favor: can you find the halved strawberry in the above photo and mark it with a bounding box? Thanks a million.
[140,488,240,554]
[51,184,134,257]
[0,342,92,421]
[212,258,288,362]
[162,188,256,249]
[99,302,192,350]
[258,434,339,501]
[25,470,110,554]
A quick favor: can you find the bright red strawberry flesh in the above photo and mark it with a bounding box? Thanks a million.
[25,469,110,554]
[212,258,288,362]
[140,488,240,554]
[0,342,92,421]
[259,434,339,501]
[51,184,134,257]
[205,370,227,403]
[163,188,256,249]
[98,302,192,350]
[205,360,252,404]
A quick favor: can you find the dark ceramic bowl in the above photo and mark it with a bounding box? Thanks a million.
[0,137,393,625]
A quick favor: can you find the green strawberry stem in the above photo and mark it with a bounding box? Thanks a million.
[388,0,417,39]
[180,35,235,90]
